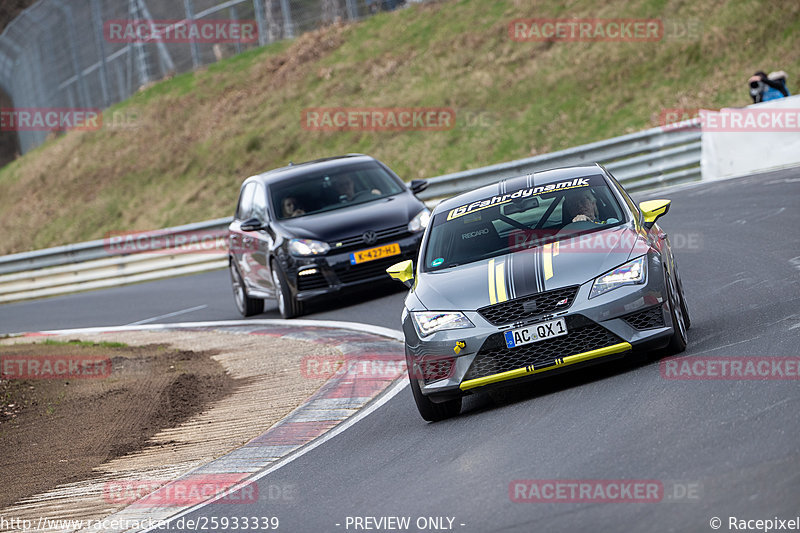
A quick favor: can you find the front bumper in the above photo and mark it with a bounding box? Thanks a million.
[285,232,423,301]
[404,254,675,400]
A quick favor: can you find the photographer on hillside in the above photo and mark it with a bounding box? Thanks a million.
[748,70,790,103]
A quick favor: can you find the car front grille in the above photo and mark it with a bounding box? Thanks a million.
[464,316,624,381]
[476,286,580,326]
[621,305,665,330]
[329,224,409,252]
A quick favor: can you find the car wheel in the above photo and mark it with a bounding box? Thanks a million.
[230,262,264,317]
[271,262,304,319]
[666,272,687,354]
[408,370,461,422]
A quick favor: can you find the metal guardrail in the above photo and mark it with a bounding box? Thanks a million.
[417,121,701,200]
[0,120,702,302]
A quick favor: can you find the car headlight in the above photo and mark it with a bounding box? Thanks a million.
[408,209,431,233]
[411,311,474,338]
[289,238,330,256]
[590,256,646,298]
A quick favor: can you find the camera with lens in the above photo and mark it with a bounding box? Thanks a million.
[749,79,765,100]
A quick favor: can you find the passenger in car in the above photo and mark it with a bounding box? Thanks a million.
[282,196,306,218]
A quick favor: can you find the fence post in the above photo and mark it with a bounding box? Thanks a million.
[52,0,91,108]
[183,0,201,69]
[90,0,111,108]
[136,0,176,75]
[230,6,243,55]
[253,0,267,46]
[279,0,294,39]
[345,0,358,20]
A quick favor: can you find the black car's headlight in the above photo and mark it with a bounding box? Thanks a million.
[589,256,646,298]
[411,311,474,338]
[289,238,330,256]
[408,209,431,233]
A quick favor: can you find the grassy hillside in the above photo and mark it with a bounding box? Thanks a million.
[1,0,798,254]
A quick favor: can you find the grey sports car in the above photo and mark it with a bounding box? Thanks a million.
[387,164,690,421]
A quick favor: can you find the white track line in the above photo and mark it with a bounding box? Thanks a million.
[25,318,404,342]
[124,305,208,326]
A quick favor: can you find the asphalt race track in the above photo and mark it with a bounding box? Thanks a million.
[2,168,799,532]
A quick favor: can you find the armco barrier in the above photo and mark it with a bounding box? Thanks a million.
[0,120,701,302]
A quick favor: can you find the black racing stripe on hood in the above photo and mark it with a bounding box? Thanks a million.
[510,247,542,296]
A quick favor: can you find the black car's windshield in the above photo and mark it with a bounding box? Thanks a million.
[271,162,405,220]
[423,174,625,271]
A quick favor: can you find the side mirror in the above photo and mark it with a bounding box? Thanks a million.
[240,217,265,232]
[410,180,428,195]
[639,199,671,230]
[386,260,414,288]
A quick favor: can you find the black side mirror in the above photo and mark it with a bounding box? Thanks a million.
[240,217,264,232]
[410,180,428,195]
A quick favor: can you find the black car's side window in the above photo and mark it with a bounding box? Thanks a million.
[236,183,256,220]
[252,184,269,222]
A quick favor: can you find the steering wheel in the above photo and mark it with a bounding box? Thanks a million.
[350,189,374,201]
[557,220,602,234]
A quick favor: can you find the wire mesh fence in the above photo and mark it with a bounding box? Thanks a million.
[0,0,415,154]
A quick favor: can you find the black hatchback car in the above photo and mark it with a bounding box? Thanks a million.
[228,154,430,318]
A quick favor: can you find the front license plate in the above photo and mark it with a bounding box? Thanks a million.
[504,318,568,349]
[350,243,401,265]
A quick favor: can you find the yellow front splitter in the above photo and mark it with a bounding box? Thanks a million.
[459,341,633,391]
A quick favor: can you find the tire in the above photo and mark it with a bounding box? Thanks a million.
[666,272,687,354]
[230,262,264,317]
[409,370,462,422]
[676,273,691,330]
[271,261,304,319]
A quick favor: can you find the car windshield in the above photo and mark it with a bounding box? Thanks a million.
[270,162,405,220]
[422,174,625,271]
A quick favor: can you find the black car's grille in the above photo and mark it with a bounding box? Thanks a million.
[330,224,410,252]
[297,271,328,291]
[477,286,580,326]
[622,305,665,330]
[334,256,404,284]
[464,316,624,381]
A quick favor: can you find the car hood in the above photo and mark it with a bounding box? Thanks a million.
[275,193,425,242]
[414,225,646,310]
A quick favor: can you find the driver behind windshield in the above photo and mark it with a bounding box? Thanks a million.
[332,174,381,202]
[564,189,600,223]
